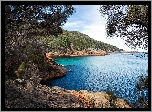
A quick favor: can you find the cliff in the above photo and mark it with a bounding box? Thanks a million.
[5,54,131,108]
[5,83,131,108]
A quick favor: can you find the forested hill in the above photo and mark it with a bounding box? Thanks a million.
[38,30,123,52]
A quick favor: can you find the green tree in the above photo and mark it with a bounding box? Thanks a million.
[99,5,149,108]
[99,5,148,50]
[5,5,75,76]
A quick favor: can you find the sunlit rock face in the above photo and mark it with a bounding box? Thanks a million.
[78,90,131,108]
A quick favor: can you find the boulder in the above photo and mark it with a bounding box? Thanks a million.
[79,90,131,108]
[100,51,107,55]
[79,90,110,108]
[114,98,131,108]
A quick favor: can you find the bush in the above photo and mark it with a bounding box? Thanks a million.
[15,62,26,78]
[106,90,118,108]
[134,75,148,108]
[136,76,148,91]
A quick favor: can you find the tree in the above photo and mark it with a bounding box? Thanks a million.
[5,5,75,50]
[132,75,148,108]
[5,5,75,76]
[99,5,148,50]
[99,5,149,108]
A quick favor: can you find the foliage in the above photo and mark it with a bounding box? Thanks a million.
[5,5,75,37]
[100,5,149,108]
[5,5,75,77]
[136,76,148,91]
[15,62,26,78]
[28,54,48,72]
[99,5,148,50]
[106,90,118,108]
[28,54,44,64]
[38,30,123,52]
[133,75,148,108]
[5,5,75,55]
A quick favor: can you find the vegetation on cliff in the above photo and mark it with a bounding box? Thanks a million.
[5,5,75,79]
[38,30,123,53]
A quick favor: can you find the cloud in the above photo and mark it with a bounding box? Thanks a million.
[62,5,146,52]
[78,5,137,51]
[63,22,77,27]
[63,21,83,27]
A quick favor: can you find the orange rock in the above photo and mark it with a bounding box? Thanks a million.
[70,90,90,107]
[46,53,52,60]
[100,51,107,55]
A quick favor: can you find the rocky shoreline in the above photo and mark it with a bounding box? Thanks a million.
[5,53,131,108]
[5,80,131,108]
[46,49,108,58]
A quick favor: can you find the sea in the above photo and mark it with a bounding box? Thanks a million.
[47,52,148,103]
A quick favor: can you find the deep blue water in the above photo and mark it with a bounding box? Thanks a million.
[47,52,148,103]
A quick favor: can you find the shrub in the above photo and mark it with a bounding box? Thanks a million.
[15,62,26,78]
[106,90,118,108]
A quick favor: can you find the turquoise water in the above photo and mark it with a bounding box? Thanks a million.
[47,52,148,103]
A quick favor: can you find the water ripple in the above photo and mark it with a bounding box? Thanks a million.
[47,53,148,103]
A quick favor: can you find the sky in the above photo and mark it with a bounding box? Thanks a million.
[62,5,147,52]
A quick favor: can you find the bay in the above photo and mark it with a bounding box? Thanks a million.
[47,52,148,103]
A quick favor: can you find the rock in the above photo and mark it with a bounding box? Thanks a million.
[79,90,130,108]
[68,69,72,72]
[5,51,130,108]
[15,78,24,83]
[114,98,131,108]
[26,80,34,93]
[70,90,91,108]
[100,51,107,55]
[40,54,69,84]
[5,77,132,109]
[14,78,26,86]
[75,104,80,108]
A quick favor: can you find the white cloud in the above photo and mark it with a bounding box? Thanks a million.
[63,5,146,52]
[64,22,77,27]
[63,21,83,28]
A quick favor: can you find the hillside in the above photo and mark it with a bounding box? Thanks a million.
[5,29,128,109]
[38,30,123,53]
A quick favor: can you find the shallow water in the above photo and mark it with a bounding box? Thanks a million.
[47,52,148,103]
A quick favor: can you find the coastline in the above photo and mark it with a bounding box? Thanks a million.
[46,50,140,58]
[46,50,109,58]
[5,52,132,108]
[5,80,131,108]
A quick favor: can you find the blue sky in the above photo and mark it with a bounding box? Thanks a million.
[62,5,147,52]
